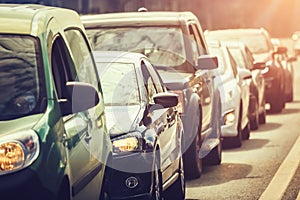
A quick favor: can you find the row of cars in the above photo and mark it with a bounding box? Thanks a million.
[0,4,296,200]
[81,11,298,199]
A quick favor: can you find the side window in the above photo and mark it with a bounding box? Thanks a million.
[191,24,207,55]
[144,60,165,93]
[228,51,238,78]
[64,29,100,91]
[245,47,255,70]
[141,62,158,104]
[188,24,200,59]
[51,36,72,99]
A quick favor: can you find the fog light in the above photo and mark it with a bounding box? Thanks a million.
[224,111,235,125]
[125,176,139,189]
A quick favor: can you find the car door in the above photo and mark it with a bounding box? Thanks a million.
[50,29,107,199]
[142,60,179,181]
[187,23,213,132]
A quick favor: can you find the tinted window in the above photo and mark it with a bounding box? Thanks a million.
[0,35,45,120]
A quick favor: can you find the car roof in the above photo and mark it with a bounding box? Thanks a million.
[81,11,199,28]
[0,4,83,36]
[205,28,268,39]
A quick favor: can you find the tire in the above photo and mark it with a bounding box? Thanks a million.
[203,99,222,165]
[250,98,259,130]
[183,129,202,180]
[270,84,284,113]
[286,85,294,102]
[151,155,163,200]
[227,108,242,148]
[58,180,70,200]
[259,108,266,124]
[164,157,185,200]
[242,122,250,140]
[270,96,283,113]
[203,140,222,165]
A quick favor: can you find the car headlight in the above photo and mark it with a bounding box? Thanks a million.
[261,66,269,75]
[112,133,142,154]
[0,130,39,175]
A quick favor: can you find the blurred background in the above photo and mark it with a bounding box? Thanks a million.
[1,0,299,37]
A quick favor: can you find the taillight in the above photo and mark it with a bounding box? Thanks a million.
[173,90,184,113]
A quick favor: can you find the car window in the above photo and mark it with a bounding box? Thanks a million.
[143,59,165,93]
[0,35,45,120]
[141,62,159,104]
[228,48,248,69]
[97,62,140,106]
[227,51,238,78]
[64,29,100,92]
[86,27,186,67]
[189,23,206,55]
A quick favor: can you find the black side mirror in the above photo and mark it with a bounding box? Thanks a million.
[195,55,218,70]
[151,92,178,110]
[287,56,297,62]
[60,82,99,116]
[275,46,288,54]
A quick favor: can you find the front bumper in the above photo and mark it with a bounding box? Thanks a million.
[0,167,54,200]
[106,152,154,200]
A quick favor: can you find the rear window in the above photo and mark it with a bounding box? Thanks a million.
[86,27,186,67]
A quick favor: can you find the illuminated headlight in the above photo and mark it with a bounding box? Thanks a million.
[224,111,235,125]
[0,130,39,175]
[112,133,142,153]
[261,66,269,75]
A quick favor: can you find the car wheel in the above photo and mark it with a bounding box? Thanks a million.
[58,180,70,200]
[250,99,259,130]
[242,122,250,140]
[203,100,222,165]
[259,98,267,124]
[270,93,283,113]
[164,157,185,200]
[227,109,242,148]
[286,85,294,102]
[151,155,163,200]
[183,129,202,180]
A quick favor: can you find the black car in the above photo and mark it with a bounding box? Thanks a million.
[205,28,287,113]
[93,51,185,200]
[82,11,222,180]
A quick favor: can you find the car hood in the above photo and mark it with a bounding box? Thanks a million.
[0,114,43,136]
[105,105,143,137]
[157,70,193,90]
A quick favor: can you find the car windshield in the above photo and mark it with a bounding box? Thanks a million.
[0,35,44,120]
[207,33,271,54]
[86,27,186,67]
[96,62,140,106]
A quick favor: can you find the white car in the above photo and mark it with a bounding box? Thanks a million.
[208,43,251,148]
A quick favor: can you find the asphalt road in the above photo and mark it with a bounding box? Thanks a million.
[186,39,300,200]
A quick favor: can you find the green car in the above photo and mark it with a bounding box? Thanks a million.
[0,4,112,200]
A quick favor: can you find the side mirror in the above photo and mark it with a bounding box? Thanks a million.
[195,55,218,70]
[287,56,297,62]
[275,46,288,54]
[238,68,252,80]
[151,92,178,110]
[253,62,266,70]
[60,82,100,116]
